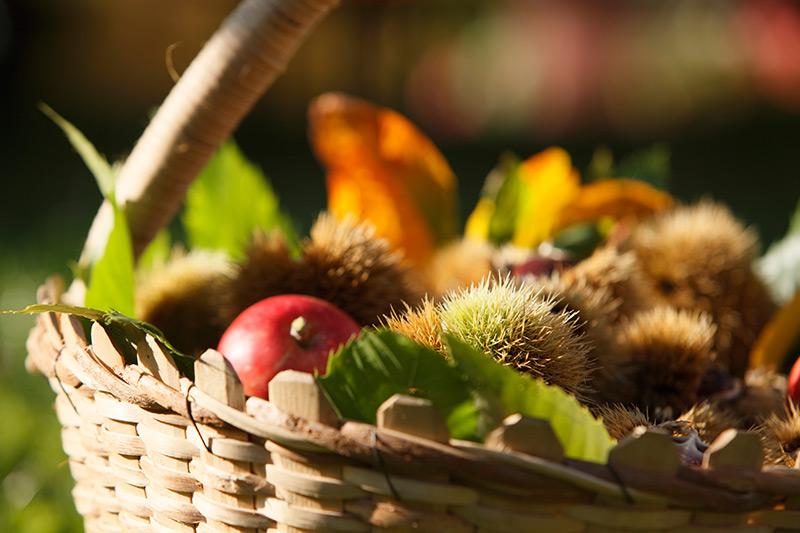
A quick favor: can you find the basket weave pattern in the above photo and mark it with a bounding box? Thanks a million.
[26,283,800,532]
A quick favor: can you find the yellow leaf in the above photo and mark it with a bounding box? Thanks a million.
[512,148,580,248]
[749,289,800,370]
[464,197,495,240]
[308,93,458,265]
[557,178,674,231]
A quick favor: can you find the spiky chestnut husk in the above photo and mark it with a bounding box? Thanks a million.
[382,298,444,353]
[529,275,624,400]
[677,401,742,444]
[759,403,800,467]
[612,307,717,419]
[595,404,652,440]
[292,213,424,326]
[424,238,495,297]
[561,247,656,323]
[629,201,775,378]
[727,367,787,428]
[438,276,593,396]
[136,250,234,356]
[594,403,721,466]
[226,231,296,322]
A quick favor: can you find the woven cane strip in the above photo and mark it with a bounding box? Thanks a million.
[261,497,368,532]
[342,466,478,506]
[99,514,126,533]
[190,458,270,497]
[49,378,100,423]
[265,464,366,500]
[264,373,371,529]
[136,329,196,530]
[344,461,476,528]
[51,379,118,528]
[59,389,97,522]
[450,484,603,532]
[192,423,270,531]
[673,522,740,532]
[88,396,122,529]
[138,408,202,529]
[188,349,274,531]
[342,499,473,532]
[97,391,153,523]
[84,517,116,533]
[454,504,586,533]
[150,513,198,533]
[566,504,693,529]
[146,482,205,524]
[265,445,360,529]
[118,510,152,532]
[55,392,83,427]
[751,508,800,529]
[26,320,55,378]
[71,484,97,519]
[689,511,749,527]
[141,456,200,493]
[138,417,199,460]
[108,452,147,487]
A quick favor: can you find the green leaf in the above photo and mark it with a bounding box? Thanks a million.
[789,199,800,234]
[613,144,670,190]
[102,310,195,376]
[137,229,172,272]
[317,329,482,440]
[444,335,615,463]
[553,223,603,259]
[486,155,522,244]
[183,140,298,261]
[3,303,193,375]
[586,146,614,182]
[317,329,615,461]
[85,202,135,317]
[758,200,800,304]
[2,303,104,321]
[39,102,114,197]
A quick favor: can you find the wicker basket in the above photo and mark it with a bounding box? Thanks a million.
[25,280,800,532]
[24,1,800,531]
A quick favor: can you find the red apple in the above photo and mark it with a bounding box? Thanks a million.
[788,354,800,404]
[218,294,361,399]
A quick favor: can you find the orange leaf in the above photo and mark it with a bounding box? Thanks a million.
[512,148,581,248]
[308,93,458,265]
[749,289,800,370]
[557,179,673,231]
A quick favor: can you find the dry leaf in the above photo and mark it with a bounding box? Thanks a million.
[750,289,800,370]
[512,148,581,248]
[309,93,458,264]
[558,178,673,231]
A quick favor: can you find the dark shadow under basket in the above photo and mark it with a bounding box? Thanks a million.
[26,280,800,532]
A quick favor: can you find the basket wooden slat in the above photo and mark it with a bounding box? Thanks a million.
[26,281,800,532]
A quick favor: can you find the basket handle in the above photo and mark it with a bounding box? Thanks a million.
[81,0,339,262]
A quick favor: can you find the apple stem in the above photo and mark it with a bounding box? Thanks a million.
[290,316,312,347]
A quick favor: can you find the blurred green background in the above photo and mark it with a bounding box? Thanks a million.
[1,0,799,530]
